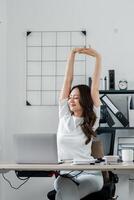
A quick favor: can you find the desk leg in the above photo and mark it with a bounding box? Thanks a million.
[129,175,134,200]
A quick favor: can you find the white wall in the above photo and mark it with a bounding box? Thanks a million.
[0,0,7,158]
[1,0,134,199]
[0,0,7,199]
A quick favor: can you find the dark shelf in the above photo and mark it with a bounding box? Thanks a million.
[99,90,134,94]
[98,127,134,132]
[97,127,134,135]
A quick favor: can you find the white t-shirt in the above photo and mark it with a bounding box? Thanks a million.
[57,99,100,161]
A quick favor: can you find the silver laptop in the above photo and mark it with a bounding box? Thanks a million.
[13,133,59,164]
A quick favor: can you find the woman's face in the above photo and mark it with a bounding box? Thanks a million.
[68,88,83,114]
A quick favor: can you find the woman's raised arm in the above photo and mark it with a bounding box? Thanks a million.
[59,48,84,101]
[78,48,102,107]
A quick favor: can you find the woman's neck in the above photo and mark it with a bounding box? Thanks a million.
[73,110,83,117]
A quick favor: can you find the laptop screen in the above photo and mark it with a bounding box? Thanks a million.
[13,133,59,164]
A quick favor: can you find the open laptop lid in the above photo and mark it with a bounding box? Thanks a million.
[13,133,59,164]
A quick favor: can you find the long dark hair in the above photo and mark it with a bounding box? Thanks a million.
[70,84,97,144]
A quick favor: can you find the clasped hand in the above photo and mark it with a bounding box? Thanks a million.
[72,47,101,58]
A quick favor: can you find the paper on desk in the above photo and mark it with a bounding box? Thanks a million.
[103,155,119,162]
[72,159,96,165]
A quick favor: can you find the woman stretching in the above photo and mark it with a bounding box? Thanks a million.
[54,47,103,200]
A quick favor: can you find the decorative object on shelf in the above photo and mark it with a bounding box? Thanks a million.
[104,76,107,90]
[88,77,92,87]
[118,79,128,90]
[99,76,107,90]
[108,70,115,90]
[100,78,105,90]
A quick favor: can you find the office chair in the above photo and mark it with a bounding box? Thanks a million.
[47,139,119,200]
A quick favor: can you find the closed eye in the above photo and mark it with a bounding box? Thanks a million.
[68,95,80,100]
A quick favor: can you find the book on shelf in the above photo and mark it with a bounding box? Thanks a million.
[100,95,129,127]
[100,104,115,127]
[128,95,134,127]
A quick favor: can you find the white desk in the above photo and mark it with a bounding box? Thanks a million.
[1,162,134,200]
[0,162,134,172]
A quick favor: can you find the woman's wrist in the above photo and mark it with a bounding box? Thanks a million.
[68,50,76,60]
[71,49,77,54]
[95,53,101,60]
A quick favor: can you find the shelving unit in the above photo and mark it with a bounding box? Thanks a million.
[98,90,134,156]
[99,90,134,94]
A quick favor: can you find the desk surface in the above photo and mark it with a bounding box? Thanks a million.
[1,162,134,171]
